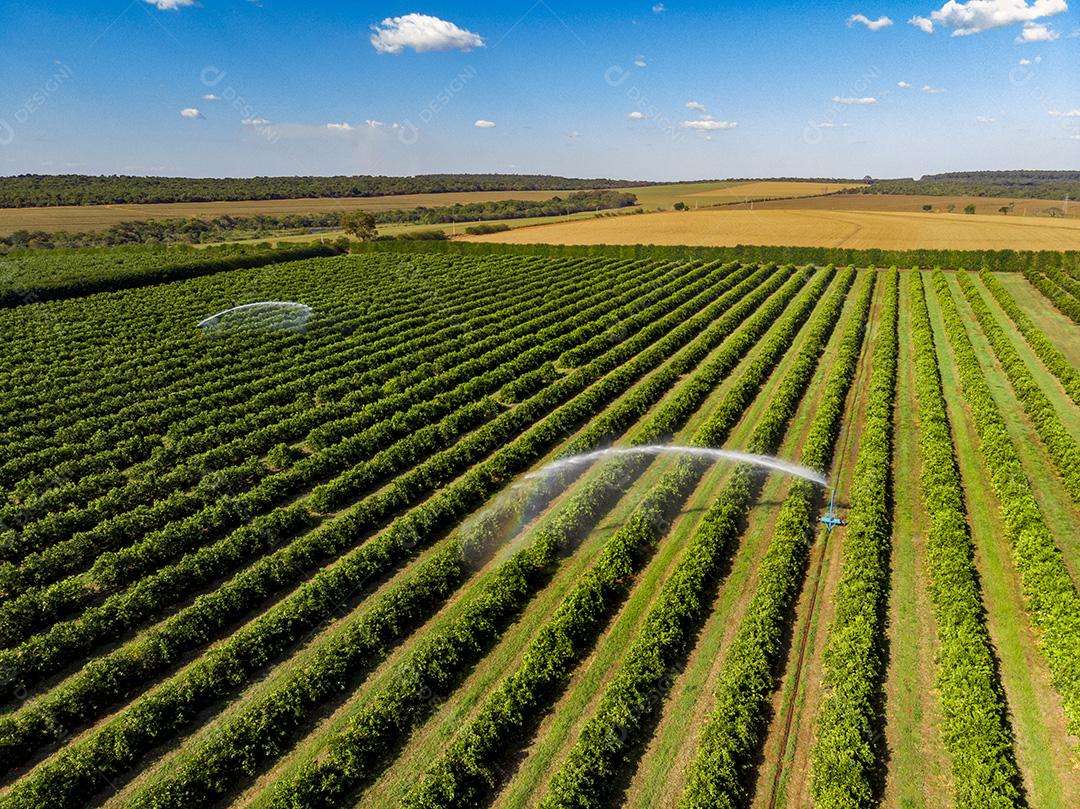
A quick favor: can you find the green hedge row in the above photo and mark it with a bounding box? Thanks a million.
[354,238,1079,273]
[932,270,1080,741]
[957,271,1080,503]
[539,270,870,809]
[978,271,1080,406]
[911,270,1025,806]
[809,269,899,807]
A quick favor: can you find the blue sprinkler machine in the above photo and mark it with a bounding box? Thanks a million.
[819,486,845,532]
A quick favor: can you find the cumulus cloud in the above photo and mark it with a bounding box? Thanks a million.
[976,115,997,122]
[628,110,646,119]
[241,118,270,126]
[202,93,221,101]
[326,122,355,131]
[897,80,913,88]
[652,3,666,12]
[1017,21,1060,40]
[679,118,738,129]
[685,100,707,112]
[922,85,947,93]
[847,13,894,29]
[474,119,496,128]
[365,119,384,128]
[911,0,1067,37]
[145,0,196,9]
[179,107,203,119]
[370,13,484,54]
[634,55,647,67]
[833,96,878,104]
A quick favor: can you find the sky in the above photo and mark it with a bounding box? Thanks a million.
[0,0,1078,181]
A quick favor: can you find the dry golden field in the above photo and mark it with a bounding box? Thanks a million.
[0,190,579,235]
[462,207,1080,251]
[728,192,1079,218]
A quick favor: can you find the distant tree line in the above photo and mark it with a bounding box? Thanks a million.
[0,174,646,207]
[0,191,637,250]
[851,170,1080,201]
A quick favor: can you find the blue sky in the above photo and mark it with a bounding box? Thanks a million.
[1,0,1078,180]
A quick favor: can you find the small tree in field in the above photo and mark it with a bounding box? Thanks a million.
[999,206,1010,215]
[964,204,977,215]
[673,201,688,211]
[341,211,378,241]
[922,204,933,212]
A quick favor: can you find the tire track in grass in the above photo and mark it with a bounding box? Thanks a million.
[757,269,886,809]
[881,270,951,809]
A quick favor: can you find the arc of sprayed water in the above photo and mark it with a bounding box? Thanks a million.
[197,301,312,328]
[456,445,829,572]
[524,445,829,487]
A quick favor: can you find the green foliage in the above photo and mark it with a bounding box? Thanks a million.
[340,210,377,241]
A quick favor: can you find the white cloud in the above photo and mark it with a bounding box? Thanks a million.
[326,122,355,131]
[814,122,850,128]
[1017,21,1059,40]
[365,119,384,128]
[913,0,1067,37]
[474,119,496,128]
[1048,109,1080,116]
[241,118,270,126]
[370,13,484,54]
[567,130,582,138]
[1071,133,1080,139]
[679,119,738,129]
[847,13,894,29]
[179,108,203,119]
[897,80,913,88]
[652,3,666,12]
[145,0,196,9]
[628,111,646,119]
[202,93,221,101]
[976,115,997,123]
[634,55,647,67]
[1018,54,1042,63]
[685,100,707,112]
[833,96,878,105]
[922,85,947,93]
